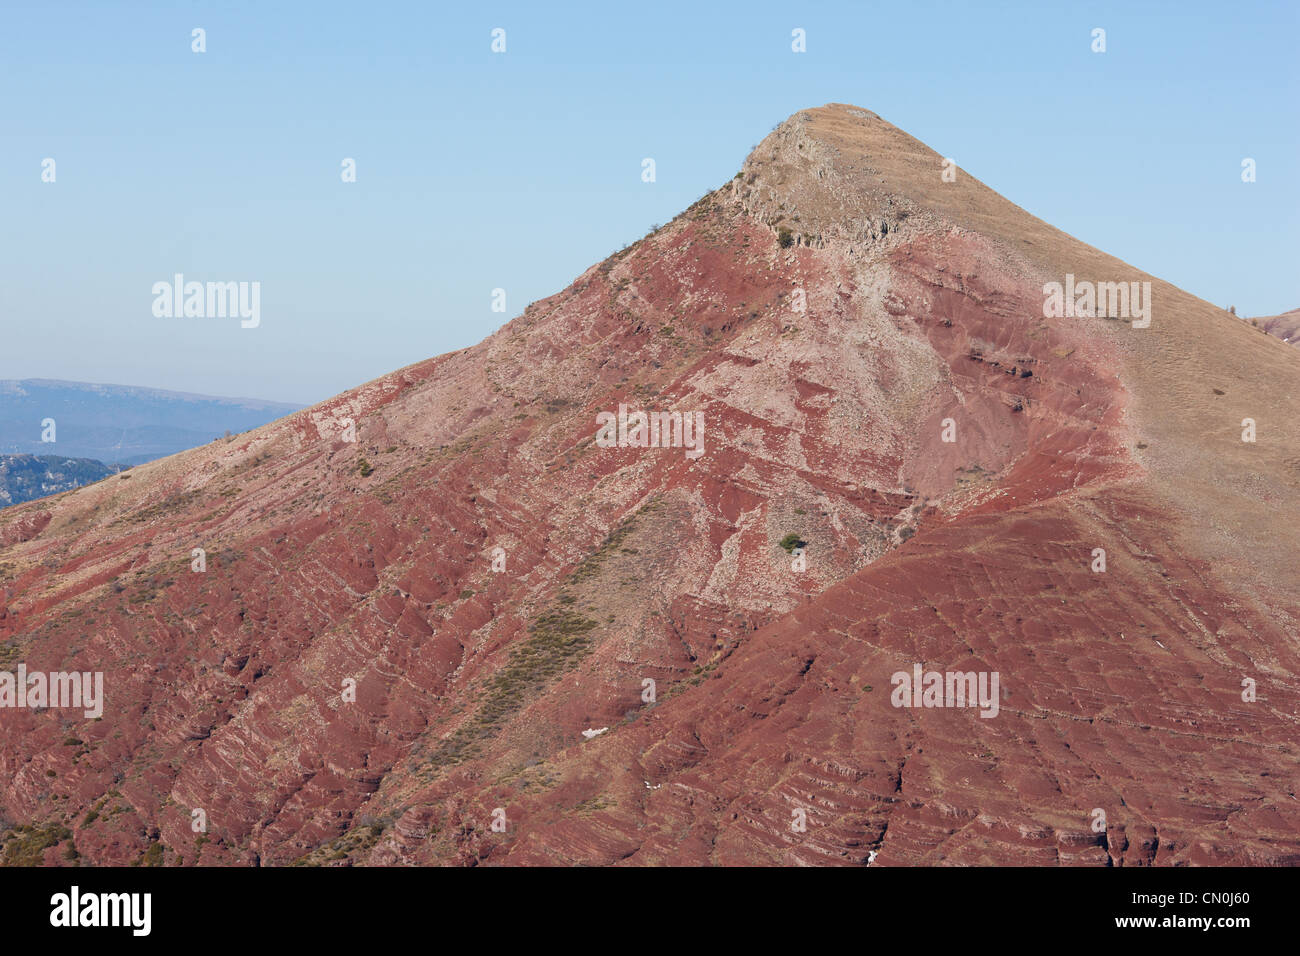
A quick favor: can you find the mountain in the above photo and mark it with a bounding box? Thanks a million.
[1246,308,1300,345]
[1,104,1297,866]
[0,379,303,466]
[0,455,123,508]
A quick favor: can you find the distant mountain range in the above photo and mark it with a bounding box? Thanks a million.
[0,379,303,466]
[0,454,122,507]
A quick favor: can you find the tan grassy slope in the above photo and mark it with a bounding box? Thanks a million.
[769,104,1300,620]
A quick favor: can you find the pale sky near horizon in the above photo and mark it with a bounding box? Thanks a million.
[2,0,1296,405]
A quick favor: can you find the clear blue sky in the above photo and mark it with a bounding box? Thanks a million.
[2,0,1295,404]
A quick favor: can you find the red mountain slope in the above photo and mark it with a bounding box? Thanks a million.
[2,104,1297,866]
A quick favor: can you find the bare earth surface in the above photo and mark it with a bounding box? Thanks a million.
[2,104,1297,866]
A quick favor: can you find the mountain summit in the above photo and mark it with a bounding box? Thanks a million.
[2,104,1297,866]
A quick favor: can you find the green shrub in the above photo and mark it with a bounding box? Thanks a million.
[2,824,73,866]
[778,533,806,553]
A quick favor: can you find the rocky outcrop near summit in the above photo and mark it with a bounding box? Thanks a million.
[1,105,1297,867]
